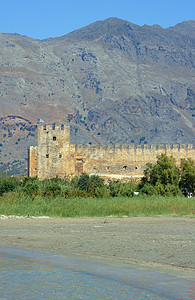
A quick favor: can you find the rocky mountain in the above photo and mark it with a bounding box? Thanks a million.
[0,18,194,175]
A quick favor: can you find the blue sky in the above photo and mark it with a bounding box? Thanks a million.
[1,0,194,39]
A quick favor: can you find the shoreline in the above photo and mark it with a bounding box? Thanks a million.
[0,216,194,280]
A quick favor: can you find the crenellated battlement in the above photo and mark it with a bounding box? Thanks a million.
[74,143,194,155]
[29,124,195,179]
[38,124,70,132]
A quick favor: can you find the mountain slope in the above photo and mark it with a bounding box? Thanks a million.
[0,18,194,175]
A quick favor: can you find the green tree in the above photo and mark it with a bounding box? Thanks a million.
[139,154,181,196]
[150,154,179,187]
[180,158,195,196]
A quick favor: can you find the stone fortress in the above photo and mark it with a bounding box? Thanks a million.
[28,124,195,180]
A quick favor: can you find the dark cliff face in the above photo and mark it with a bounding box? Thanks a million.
[0,18,194,175]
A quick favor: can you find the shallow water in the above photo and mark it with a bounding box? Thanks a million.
[0,247,194,299]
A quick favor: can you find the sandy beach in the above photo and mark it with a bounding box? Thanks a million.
[0,216,194,280]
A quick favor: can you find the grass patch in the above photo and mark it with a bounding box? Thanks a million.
[0,193,194,217]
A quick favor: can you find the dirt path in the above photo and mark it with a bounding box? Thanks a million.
[0,216,194,279]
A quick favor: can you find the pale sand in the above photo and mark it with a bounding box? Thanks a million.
[0,216,194,280]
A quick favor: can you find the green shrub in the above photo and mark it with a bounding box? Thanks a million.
[88,175,104,193]
[22,176,38,186]
[71,190,90,198]
[0,174,19,196]
[164,184,182,196]
[180,158,195,195]
[140,183,158,196]
[70,176,79,188]
[109,182,134,197]
[94,186,110,198]
[78,173,90,191]
[61,186,75,198]
[41,180,61,197]
[23,182,39,196]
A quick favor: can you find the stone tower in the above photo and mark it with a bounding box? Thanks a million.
[37,124,71,179]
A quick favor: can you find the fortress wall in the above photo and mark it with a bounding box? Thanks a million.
[186,144,194,159]
[165,144,195,164]
[29,124,195,179]
[28,146,38,177]
[73,144,195,177]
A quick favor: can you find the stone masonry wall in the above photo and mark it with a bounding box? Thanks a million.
[28,146,38,177]
[71,143,194,179]
[28,124,195,179]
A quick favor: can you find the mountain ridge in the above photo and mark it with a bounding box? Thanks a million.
[0,18,194,175]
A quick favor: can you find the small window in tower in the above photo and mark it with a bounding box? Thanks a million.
[135,166,137,169]
[59,154,62,158]
[53,136,56,141]
[46,154,49,158]
[123,166,127,170]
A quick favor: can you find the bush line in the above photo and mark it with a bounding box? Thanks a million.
[0,154,194,217]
